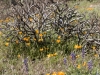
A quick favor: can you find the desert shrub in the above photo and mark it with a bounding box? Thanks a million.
[1,0,100,60]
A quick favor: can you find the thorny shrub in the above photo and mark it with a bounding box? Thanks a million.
[1,0,100,60]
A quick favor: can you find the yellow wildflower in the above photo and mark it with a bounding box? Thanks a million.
[74,20,78,23]
[83,31,87,34]
[83,62,87,67]
[35,14,41,19]
[94,54,98,57]
[76,55,80,58]
[74,5,78,9]
[39,33,43,37]
[4,19,9,23]
[16,40,19,44]
[58,36,61,39]
[4,18,10,23]
[58,71,65,75]
[33,38,36,41]
[40,48,43,51]
[18,31,22,35]
[26,42,30,46]
[47,54,51,58]
[0,20,3,23]
[77,64,81,69]
[23,37,26,41]
[50,54,54,57]
[56,39,61,43]
[23,37,29,42]
[25,38,29,42]
[5,42,9,46]
[38,38,43,42]
[60,27,64,32]
[74,45,82,49]
[92,46,96,50]
[17,54,20,58]
[53,53,58,56]
[46,73,50,75]
[35,30,39,34]
[29,17,33,22]
[47,54,53,58]
[78,45,82,49]
[50,12,55,18]
[90,33,93,36]
[74,45,78,49]
[87,7,93,11]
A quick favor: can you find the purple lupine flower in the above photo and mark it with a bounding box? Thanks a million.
[23,58,29,72]
[70,52,76,67]
[71,52,76,60]
[87,60,93,70]
[63,57,67,65]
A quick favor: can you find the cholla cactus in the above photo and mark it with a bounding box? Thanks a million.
[1,0,100,60]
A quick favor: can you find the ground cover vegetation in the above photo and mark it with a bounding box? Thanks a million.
[0,0,100,75]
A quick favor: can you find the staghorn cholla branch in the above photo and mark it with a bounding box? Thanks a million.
[1,0,100,59]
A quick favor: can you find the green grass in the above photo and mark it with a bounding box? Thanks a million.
[0,34,100,75]
[68,0,100,16]
[0,48,100,75]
